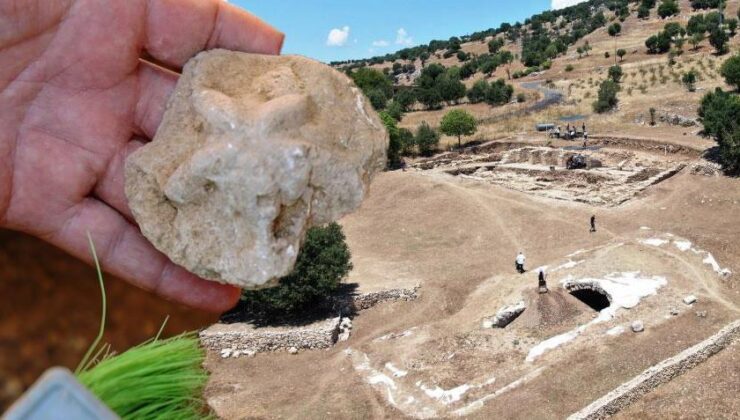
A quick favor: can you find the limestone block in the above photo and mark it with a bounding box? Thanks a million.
[126,50,387,288]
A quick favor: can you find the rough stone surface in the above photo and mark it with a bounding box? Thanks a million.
[683,295,697,305]
[125,50,387,288]
[568,319,740,420]
[199,316,343,353]
[631,320,644,332]
[486,301,527,328]
[334,285,421,312]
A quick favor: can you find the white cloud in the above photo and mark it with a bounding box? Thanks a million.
[326,26,350,47]
[395,28,413,46]
[551,0,587,9]
[372,40,389,47]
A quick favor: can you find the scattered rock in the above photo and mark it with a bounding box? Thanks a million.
[631,321,644,332]
[220,348,232,358]
[670,308,679,316]
[695,311,707,318]
[288,347,299,354]
[125,50,387,288]
[683,295,697,305]
[481,319,494,329]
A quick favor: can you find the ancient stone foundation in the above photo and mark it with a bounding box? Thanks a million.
[199,317,342,353]
[334,285,421,311]
[200,285,420,355]
[568,319,740,420]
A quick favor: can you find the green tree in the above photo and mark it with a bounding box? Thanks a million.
[437,73,466,104]
[727,18,738,36]
[638,5,650,19]
[385,101,403,121]
[467,80,489,103]
[417,88,443,110]
[664,22,683,38]
[415,121,440,156]
[709,26,729,54]
[609,65,623,82]
[593,80,620,113]
[440,109,477,148]
[687,14,706,35]
[657,0,680,18]
[241,223,352,318]
[698,88,740,173]
[485,79,514,105]
[398,128,415,156]
[488,38,504,53]
[646,32,672,53]
[720,54,740,90]
[608,23,622,37]
[682,70,698,91]
[350,67,393,109]
[690,32,705,50]
[617,49,627,61]
[394,89,416,111]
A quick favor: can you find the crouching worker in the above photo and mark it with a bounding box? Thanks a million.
[515,252,526,274]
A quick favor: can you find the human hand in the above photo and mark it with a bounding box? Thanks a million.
[0,0,283,312]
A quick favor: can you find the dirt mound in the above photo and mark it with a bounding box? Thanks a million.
[516,288,593,330]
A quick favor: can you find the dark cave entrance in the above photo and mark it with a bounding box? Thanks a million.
[570,288,611,311]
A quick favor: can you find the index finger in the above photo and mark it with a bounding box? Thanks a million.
[144,0,284,69]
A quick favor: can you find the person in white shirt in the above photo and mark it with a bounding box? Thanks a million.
[515,252,526,274]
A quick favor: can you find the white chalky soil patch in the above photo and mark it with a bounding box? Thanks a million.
[526,271,667,362]
[639,233,732,276]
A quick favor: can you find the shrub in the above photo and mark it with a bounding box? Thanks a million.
[241,223,352,317]
[657,0,679,19]
[565,64,575,72]
[516,92,526,103]
[720,54,740,90]
[415,121,440,156]
[380,111,402,167]
[604,51,610,59]
[698,88,740,173]
[682,70,698,91]
[649,107,656,125]
[592,80,620,113]
[609,65,623,83]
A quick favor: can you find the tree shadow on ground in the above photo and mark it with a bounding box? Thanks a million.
[702,146,739,177]
[219,283,360,328]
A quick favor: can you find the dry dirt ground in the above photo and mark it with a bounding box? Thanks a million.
[203,136,740,419]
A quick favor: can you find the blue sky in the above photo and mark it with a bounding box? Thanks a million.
[234,1,583,63]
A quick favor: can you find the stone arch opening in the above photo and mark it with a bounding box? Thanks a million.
[565,282,611,312]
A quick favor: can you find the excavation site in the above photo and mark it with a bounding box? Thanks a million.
[412,138,700,206]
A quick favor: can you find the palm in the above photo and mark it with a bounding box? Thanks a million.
[0,0,283,311]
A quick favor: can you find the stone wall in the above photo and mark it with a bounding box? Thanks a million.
[199,317,342,353]
[200,285,420,355]
[331,285,421,312]
[568,319,740,420]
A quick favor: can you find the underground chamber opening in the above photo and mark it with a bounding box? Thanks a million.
[569,288,611,312]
